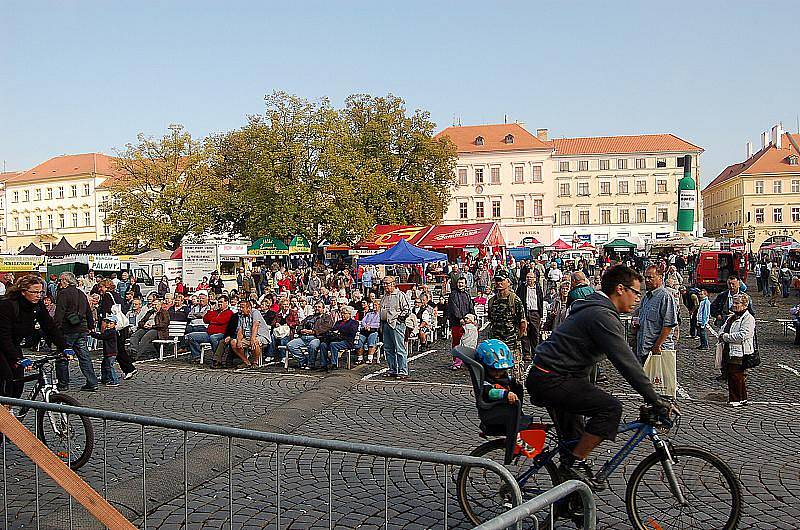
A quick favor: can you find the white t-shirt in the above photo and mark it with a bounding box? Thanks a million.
[547,268,563,282]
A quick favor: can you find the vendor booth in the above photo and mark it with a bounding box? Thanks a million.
[414,222,505,262]
[359,239,447,292]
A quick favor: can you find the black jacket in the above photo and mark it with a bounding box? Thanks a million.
[54,285,90,333]
[515,282,544,315]
[530,292,660,404]
[710,290,754,322]
[0,295,66,366]
[90,328,119,357]
[446,289,474,327]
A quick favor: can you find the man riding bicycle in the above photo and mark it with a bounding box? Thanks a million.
[525,265,677,488]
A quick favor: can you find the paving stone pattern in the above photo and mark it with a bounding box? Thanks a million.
[2,278,799,529]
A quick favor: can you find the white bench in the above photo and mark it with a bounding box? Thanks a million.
[777,319,796,336]
[153,321,188,361]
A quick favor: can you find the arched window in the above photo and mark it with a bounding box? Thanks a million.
[505,134,514,144]
[475,136,484,146]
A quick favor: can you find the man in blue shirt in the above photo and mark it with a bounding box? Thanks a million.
[633,266,678,364]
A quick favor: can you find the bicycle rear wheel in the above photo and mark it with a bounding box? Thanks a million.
[625,445,742,530]
[456,438,559,527]
[36,393,95,470]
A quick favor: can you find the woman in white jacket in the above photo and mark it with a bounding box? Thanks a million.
[718,293,756,406]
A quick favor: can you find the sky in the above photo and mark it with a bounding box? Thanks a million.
[2,1,800,187]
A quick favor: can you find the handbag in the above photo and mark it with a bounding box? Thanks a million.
[111,304,130,330]
[643,349,677,399]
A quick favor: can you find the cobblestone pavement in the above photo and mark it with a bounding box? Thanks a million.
[2,279,799,529]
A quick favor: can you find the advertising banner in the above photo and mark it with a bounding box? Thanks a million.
[182,245,218,288]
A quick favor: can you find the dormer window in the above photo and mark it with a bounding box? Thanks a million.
[788,155,799,166]
[475,136,484,146]
[505,134,514,144]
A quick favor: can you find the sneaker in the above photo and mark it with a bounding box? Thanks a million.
[263,357,274,363]
[728,401,744,408]
[397,375,410,381]
[80,385,98,392]
[558,460,607,492]
[124,369,138,380]
[105,382,120,387]
[57,385,69,391]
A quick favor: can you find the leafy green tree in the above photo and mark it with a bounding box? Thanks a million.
[106,126,227,253]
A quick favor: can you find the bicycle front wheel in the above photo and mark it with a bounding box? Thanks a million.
[625,445,742,530]
[36,393,95,470]
[456,438,559,527]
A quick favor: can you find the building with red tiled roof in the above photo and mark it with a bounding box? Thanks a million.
[3,153,121,252]
[551,134,702,156]
[702,126,800,249]
[436,123,552,154]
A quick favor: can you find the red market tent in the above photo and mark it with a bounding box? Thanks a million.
[415,222,505,249]
[549,238,572,250]
[578,242,596,250]
[170,247,183,259]
[354,225,430,249]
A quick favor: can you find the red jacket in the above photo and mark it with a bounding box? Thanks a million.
[203,309,234,335]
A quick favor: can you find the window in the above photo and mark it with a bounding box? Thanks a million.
[792,207,800,223]
[492,167,502,184]
[13,217,18,231]
[492,201,501,218]
[559,161,570,172]
[578,160,589,171]
[475,168,484,184]
[599,159,610,170]
[504,134,514,144]
[619,209,630,223]
[532,165,542,182]
[635,180,647,194]
[84,211,91,226]
[58,213,65,228]
[57,186,64,199]
[47,187,53,200]
[35,188,41,201]
[458,169,467,185]
[103,223,111,236]
[599,182,611,195]
[72,212,78,226]
[47,214,53,228]
[793,180,800,193]
[755,208,764,223]
[560,210,571,225]
[755,180,764,194]
[657,207,668,222]
[12,191,18,203]
[636,208,647,223]
[635,158,646,169]
[559,182,570,196]
[475,201,484,219]
[459,202,468,220]
[656,158,667,168]
[533,199,543,218]
[70,185,78,198]
[36,215,42,229]
[475,136,484,146]
[774,207,783,223]
[25,216,31,231]
[513,166,523,183]
[600,209,611,224]
[773,180,782,194]
[657,179,667,193]
[84,183,91,196]
[23,190,29,202]
[516,200,525,218]
[579,210,589,225]
[617,159,627,170]
[618,181,629,194]
[677,157,685,167]
[577,182,589,196]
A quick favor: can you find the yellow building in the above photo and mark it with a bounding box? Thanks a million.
[703,126,800,250]
[551,134,704,247]
[1,153,119,252]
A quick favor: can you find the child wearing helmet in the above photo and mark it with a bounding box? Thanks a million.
[476,339,523,404]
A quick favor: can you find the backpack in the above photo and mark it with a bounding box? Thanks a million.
[683,287,700,310]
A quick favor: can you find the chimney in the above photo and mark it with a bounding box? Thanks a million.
[771,125,778,147]
[746,141,753,159]
[776,124,783,148]
[536,128,549,142]
[761,131,769,149]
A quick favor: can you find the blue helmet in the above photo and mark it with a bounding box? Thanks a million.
[476,339,514,369]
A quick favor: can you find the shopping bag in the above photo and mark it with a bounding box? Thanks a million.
[111,304,130,330]
[643,349,677,399]
[714,342,723,370]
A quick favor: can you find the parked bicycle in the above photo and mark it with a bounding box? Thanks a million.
[456,403,742,529]
[12,353,94,469]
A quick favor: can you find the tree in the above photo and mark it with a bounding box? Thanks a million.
[106,126,227,253]
[214,91,457,246]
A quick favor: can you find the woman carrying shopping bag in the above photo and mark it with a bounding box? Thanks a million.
[718,293,757,407]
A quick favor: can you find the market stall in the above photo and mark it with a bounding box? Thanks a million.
[414,222,505,263]
[359,239,447,291]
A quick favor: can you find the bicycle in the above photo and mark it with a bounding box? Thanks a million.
[12,353,95,470]
[456,403,742,529]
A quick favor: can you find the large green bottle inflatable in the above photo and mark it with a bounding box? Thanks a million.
[677,154,696,232]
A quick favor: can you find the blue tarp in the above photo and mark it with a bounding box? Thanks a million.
[358,239,447,265]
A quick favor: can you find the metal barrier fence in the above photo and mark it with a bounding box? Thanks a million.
[474,480,596,530]
[1,396,531,529]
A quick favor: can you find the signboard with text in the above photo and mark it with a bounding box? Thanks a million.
[182,245,218,289]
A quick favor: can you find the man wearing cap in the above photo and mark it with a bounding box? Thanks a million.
[487,269,527,382]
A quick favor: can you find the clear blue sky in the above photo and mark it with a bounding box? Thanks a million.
[3,1,799,186]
